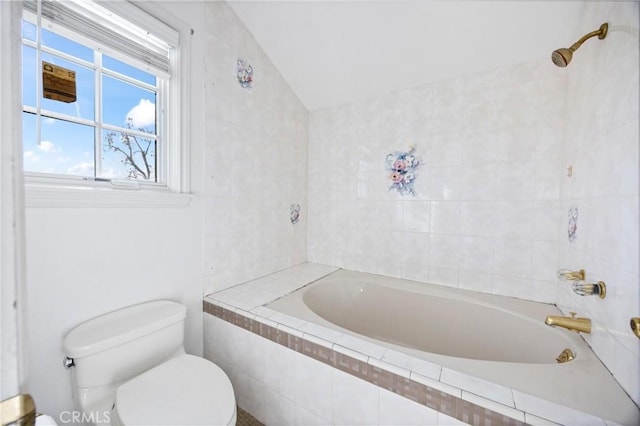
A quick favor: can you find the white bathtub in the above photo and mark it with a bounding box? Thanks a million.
[267,269,640,425]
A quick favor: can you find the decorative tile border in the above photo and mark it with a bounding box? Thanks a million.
[203,300,528,426]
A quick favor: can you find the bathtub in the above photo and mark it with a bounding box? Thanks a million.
[266,268,640,425]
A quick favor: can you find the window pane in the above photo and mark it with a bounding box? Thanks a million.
[103,55,156,85]
[21,5,172,186]
[41,27,93,62]
[23,113,95,177]
[22,45,37,107]
[101,130,156,181]
[22,20,36,42]
[39,55,95,120]
[102,75,156,134]
[22,112,36,148]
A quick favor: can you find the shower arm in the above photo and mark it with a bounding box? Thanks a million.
[568,24,608,52]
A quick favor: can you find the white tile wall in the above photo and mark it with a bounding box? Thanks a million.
[557,1,640,405]
[440,368,514,408]
[293,405,329,426]
[202,1,308,294]
[332,369,379,425]
[379,388,439,426]
[512,390,605,426]
[263,386,295,425]
[307,57,565,305]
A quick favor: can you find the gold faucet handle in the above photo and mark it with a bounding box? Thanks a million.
[631,318,640,339]
[557,269,586,281]
[569,312,577,318]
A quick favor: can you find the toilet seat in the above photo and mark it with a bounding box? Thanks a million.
[113,354,236,426]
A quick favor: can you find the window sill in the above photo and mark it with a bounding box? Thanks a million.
[25,181,192,208]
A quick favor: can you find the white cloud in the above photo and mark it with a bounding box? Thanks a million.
[24,150,39,161]
[38,140,60,153]
[43,117,55,125]
[126,99,155,129]
[67,162,94,175]
[99,168,123,179]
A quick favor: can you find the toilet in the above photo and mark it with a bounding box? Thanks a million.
[62,300,236,426]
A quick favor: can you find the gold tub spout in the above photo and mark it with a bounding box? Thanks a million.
[545,312,591,334]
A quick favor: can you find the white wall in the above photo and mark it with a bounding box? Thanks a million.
[22,0,309,419]
[557,1,639,404]
[1,0,27,400]
[23,1,207,419]
[201,1,308,294]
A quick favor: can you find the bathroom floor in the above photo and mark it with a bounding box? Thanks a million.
[237,406,263,426]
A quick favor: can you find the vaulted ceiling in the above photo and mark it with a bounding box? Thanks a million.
[228,0,588,110]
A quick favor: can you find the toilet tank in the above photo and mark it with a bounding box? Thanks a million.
[63,300,187,390]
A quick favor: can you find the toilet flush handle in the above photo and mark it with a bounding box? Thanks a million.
[63,357,75,369]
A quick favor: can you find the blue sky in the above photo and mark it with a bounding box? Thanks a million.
[22,20,157,180]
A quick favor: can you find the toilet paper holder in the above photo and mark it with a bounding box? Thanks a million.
[0,393,36,426]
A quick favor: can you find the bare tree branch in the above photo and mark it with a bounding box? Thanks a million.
[103,118,155,180]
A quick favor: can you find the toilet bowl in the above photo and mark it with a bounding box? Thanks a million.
[63,300,236,426]
[112,354,235,426]
[35,414,59,425]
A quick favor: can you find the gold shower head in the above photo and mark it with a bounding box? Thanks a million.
[552,23,608,67]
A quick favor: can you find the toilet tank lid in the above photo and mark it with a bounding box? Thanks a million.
[63,300,187,358]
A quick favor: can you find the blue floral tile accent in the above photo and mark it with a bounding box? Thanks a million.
[290,204,301,224]
[386,145,420,196]
[568,205,578,242]
[236,58,253,89]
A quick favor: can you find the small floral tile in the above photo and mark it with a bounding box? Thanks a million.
[290,204,301,224]
[236,58,253,89]
[568,205,578,242]
[386,145,420,196]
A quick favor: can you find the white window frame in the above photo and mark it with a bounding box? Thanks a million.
[22,0,191,208]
